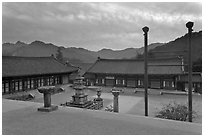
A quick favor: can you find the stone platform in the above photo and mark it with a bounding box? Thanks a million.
[2,99,202,135]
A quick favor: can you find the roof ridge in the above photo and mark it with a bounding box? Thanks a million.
[83,59,99,75]
[67,62,81,69]
[2,56,53,59]
[98,57,180,61]
[52,57,79,69]
[84,57,183,76]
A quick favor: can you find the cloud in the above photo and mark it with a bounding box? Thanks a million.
[2,2,202,51]
[83,2,201,26]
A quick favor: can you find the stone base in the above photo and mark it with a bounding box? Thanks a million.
[38,105,58,112]
[94,98,103,102]
[61,99,103,110]
[66,100,93,108]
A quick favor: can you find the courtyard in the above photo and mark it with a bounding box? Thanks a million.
[19,84,202,124]
[2,84,202,134]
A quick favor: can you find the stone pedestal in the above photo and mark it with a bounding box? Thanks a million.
[112,89,120,113]
[37,86,58,112]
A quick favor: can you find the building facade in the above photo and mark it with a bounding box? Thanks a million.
[177,73,202,93]
[84,57,202,92]
[2,56,79,94]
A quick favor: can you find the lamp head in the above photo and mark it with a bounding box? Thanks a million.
[186,21,194,29]
[142,26,149,33]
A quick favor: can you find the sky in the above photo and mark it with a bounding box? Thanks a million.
[2,2,202,51]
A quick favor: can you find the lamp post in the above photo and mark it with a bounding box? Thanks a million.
[186,21,194,122]
[142,26,149,116]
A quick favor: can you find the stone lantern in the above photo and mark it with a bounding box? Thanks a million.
[96,88,102,100]
[111,88,121,113]
[87,86,103,109]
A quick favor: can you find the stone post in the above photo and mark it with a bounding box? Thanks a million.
[112,89,120,113]
[43,91,51,107]
[37,86,58,112]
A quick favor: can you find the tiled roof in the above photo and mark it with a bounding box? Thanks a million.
[70,62,93,76]
[85,58,183,75]
[3,56,78,77]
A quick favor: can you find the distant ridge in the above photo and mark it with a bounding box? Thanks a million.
[2,31,201,64]
[149,31,202,63]
[2,41,163,63]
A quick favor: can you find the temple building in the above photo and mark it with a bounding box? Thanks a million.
[84,57,202,92]
[2,56,79,94]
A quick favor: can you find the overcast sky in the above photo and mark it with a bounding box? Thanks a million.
[2,2,202,51]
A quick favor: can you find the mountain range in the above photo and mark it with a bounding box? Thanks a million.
[2,41,163,63]
[2,31,202,64]
[149,31,202,63]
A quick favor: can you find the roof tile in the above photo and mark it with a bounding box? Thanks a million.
[86,58,183,75]
[3,56,78,77]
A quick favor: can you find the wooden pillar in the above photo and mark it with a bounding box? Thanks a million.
[9,80,12,94]
[2,81,5,94]
[44,78,46,86]
[29,79,31,89]
[160,77,163,89]
[59,76,61,84]
[22,79,25,91]
[174,76,177,90]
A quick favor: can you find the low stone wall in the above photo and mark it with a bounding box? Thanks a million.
[86,99,103,110]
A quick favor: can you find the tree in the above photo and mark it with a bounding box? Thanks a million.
[136,53,143,59]
[135,52,154,59]
[148,52,155,59]
[56,47,64,62]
